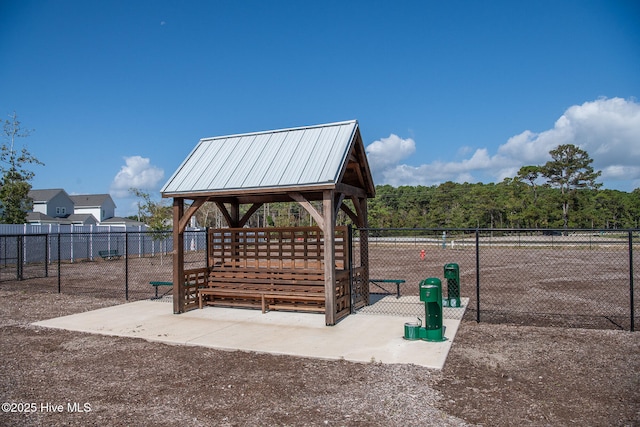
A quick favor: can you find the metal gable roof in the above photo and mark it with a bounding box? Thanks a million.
[161,120,360,196]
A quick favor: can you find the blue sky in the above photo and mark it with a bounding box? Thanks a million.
[1,0,639,217]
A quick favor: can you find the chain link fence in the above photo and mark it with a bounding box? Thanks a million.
[353,228,638,331]
[0,230,207,301]
[1,228,637,330]
[0,234,50,281]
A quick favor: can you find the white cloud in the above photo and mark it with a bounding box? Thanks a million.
[500,97,640,170]
[110,156,165,198]
[367,97,640,191]
[366,134,415,172]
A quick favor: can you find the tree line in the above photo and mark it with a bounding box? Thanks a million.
[220,180,638,230]
[367,182,639,229]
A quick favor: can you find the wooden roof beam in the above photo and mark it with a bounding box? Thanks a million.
[340,203,358,224]
[178,198,207,232]
[215,201,234,227]
[334,193,345,219]
[238,203,263,227]
[290,192,324,230]
[335,183,366,198]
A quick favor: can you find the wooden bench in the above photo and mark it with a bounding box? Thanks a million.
[262,291,325,312]
[150,281,173,299]
[98,249,121,260]
[369,279,405,299]
[199,287,268,312]
[199,266,325,313]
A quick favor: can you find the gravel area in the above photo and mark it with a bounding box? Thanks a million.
[1,283,638,426]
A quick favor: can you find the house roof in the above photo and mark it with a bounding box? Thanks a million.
[70,194,114,208]
[26,212,55,222]
[100,216,146,227]
[26,212,97,225]
[161,120,375,200]
[67,214,97,224]
[28,189,68,203]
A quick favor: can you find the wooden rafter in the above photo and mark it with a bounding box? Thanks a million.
[335,183,366,198]
[238,203,263,227]
[215,201,234,227]
[350,195,365,226]
[290,192,324,230]
[340,203,359,225]
[334,193,345,219]
[178,198,207,232]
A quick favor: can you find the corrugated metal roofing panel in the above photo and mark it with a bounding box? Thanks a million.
[245,132,283,187]
[278,127,322,185]
[189,137,229,190]
[300,127,334,183]
[164,136,224,193]
[232,134,271,188]
[208,135,256,189]
[161,120,358,195]
[318,124,356,182]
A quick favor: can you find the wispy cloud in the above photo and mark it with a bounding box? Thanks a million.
[367,97,640,191]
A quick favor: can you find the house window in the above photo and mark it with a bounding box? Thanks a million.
[56,207,66,215]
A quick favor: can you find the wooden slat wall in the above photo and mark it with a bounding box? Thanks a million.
[335,269,351,321]
[183,267,208,311]
[208,226,348,271]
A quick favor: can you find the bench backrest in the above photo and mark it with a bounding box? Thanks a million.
[207,226,348,271]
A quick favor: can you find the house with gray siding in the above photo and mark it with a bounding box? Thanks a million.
[27,189,117,225]
[70,194,116,222]
[29,189,74,218]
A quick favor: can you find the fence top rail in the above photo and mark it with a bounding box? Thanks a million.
[0,229,207,238]
[358,227,639,233]
[1,228,638,238]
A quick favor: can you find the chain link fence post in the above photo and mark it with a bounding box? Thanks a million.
[630,230,635,332]
[125,231,129,300]
[475,229,480,323]
[57,233,61,293]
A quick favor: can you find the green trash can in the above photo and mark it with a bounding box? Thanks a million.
[444,263,461,308]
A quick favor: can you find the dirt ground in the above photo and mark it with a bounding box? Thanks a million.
[1,282,639,426]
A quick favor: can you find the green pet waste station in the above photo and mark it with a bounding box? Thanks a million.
[444,263,461,308]
[403,278,447,342]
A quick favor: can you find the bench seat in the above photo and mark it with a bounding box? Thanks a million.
[149,281,173,299]
[263,291,325,313]
[200,266,326,313]
[99,249,121,260]
[198,288,268,311]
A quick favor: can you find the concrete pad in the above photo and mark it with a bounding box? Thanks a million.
[33,298,469,369]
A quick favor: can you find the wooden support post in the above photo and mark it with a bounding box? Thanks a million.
[323,190,336,325]
[229,200,240,227]
[172,198,185,314]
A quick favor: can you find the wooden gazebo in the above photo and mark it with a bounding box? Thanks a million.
[161,120,375,325]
